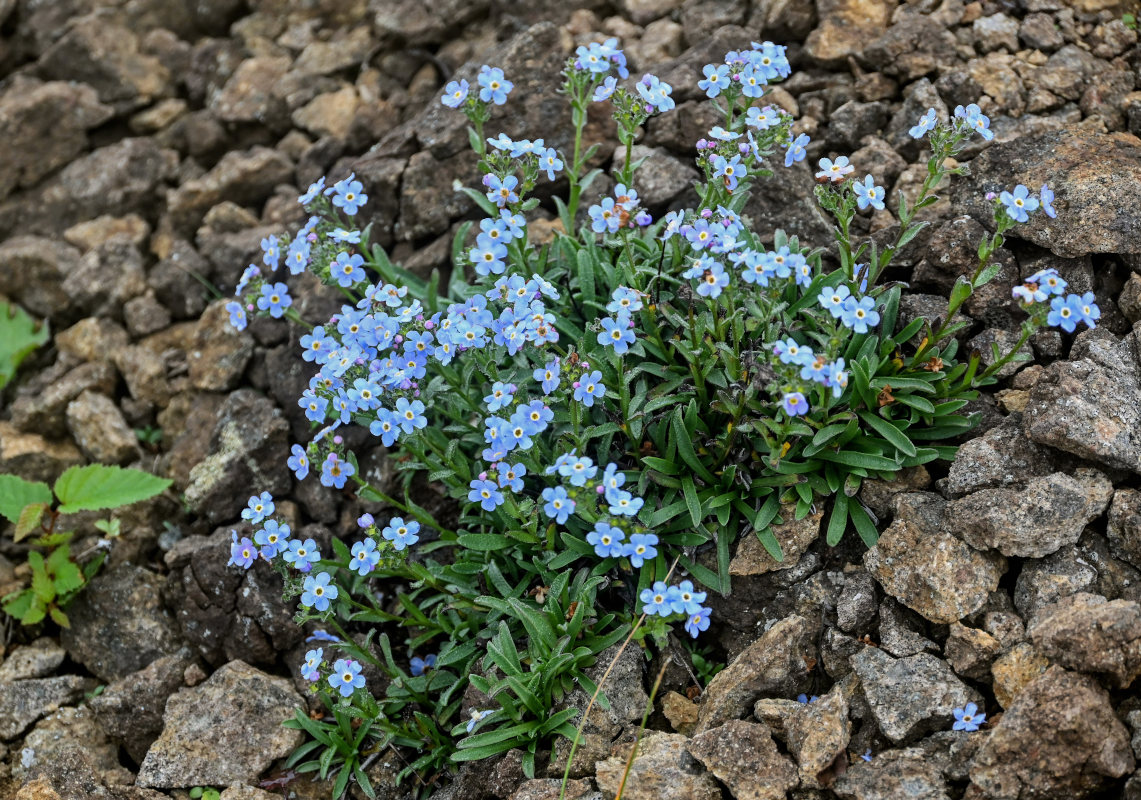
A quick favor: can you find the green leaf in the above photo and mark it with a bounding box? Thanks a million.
[857,412,917,458]
[948,275,973,310]
[670,408,716,484]
[849,501,880,547]
[14,501,49,543]
[815,450,900,471]
[0,474,52,525]
[681,477,702,527]
[53,465,171,514]
[826,493,849,546]
[456,533,514,551]
[0,300,49,389]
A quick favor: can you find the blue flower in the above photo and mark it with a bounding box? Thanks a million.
[587,522,626,558]
[607,287,643,314]
[468,479,505,511]
[301,572,338,611]
[395,397,428,434]
[254,519,288,558]
[711,154,746,191]
[639,581,676,617]
[598,313,635,354]
[485,174,519,207]
[1047,294,1082,333]
[484,381,516,412]
[952,702,986,732]
[533,359,560,394]
[955,103,994,140]
[1039,183,1056,218]
[442,79,469,108]
[623,533,658,567]
[541,486,575,524]
[283,538,321,572]
[350,538,380,575]
[331,175,367,215]
[242,492,275,524]
[684,607,711,638]
[746,105,781,129]
[1074,291,1100,328]
[573,370,607,408]
[589,197,622,234]
[698,63,730,97]
[225,301,247,331]
[410,654,437,676]
[797,693,819,704]
[853,175,885,211]
[332,252,366,287]
[257,282,292,318]
[478,66,513,105]
[563,456,597,486]
[909,107,937,139]
[328,658,365,697]
[228,533,257,569]
[999,184,1039,223]
[358,513,374,528]
[497,462,527,492]
[816,156,854,182]
[839,295,880,334]
[695,262,730,298]
[636,74,674,112]
[286,237,311,274]
[306,629,340,643]
[775,337,814,366]
[782,392,809,417]
[320,454,354,489]
[674,580,707,614]
[592,75,618,102]
[466,708,492,733]
[299,177,325,205]
[607,489,643,517]
[784,133,810,167]
[329,228,361,244]
[381,516,421,550]
[370,409,401,447]
[301,648,322,681]
[538,148,563,181]
[817,284,851,318]
[261,235,280,271]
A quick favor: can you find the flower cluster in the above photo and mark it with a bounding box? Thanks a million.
[1012,266,1099,333]
[697,41,791,100]
[639,580,712,638]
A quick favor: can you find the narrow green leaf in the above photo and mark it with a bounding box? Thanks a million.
[826,493,849,546]
[857,411,917,458]
[681,477,702,527]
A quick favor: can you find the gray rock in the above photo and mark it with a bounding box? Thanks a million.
[65,236,148,319]
[614,145,696,207]
[827,100,890,150]
[939,414,1059,497]
[1028,593,1141,688]
[946,469,1114,558]
[211,56,291,130]
[836,571,878,635]
[969,666,1135,799]
[974,13,1020,52]
[851,647,982,744]
[124,292,172,337]
[183,390,291,524]
[944,623,1002,681]
[65,391,141,466]
[370,0,488,47]
[695,615,817,732]
[730,505,823,576]
[687,720,799,800]
[1020,13,1065,51]
[136,660,304,788]
[1109,489,1141,570]
[508,778,602,800]
[167,146,294,234]
[860,16,958,82]
[0,78,112,202]
[596,732,720,800]
[89,648,200,763]
[953,126,1141,259]
[114,345,174,408]
[60,563,183,683]
[188,300,255,392]
[864,493,1006,624]
[13,706,125,786]
[744,158,835,254]
[0,638,65,682]
[834,749,951,800]
[0,236,84,324]
[1014,544,1098,618]
[11,361,117,439]
[0,675,94,740]
[1023,328,1141,474]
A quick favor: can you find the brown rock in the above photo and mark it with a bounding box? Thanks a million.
[596,732,720,800]
[835,750,951,800]
[785,689,851,787]
[291,86,360,140]
[687,720,799,800]
[730,505,823,575]
[804,0,896,65]
[167,146,294,234]
[0,422,84,485]
[65,391,140,465]
[969,666,1135,799]
[211,57,291,129]
[660,691,698,735]
[1108,488,1141,569]
[991,642,1049,710]
[945,623,1002,681]
[1027,593,1141,688]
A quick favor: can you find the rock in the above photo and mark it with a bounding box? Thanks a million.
[149,239,213,320]
[1120,274,1141,324]
[0,638,66,682]
[695,615,817,732]
[939,414,1059,497]
[1027,593,1141,688]
[114,345,174,408]
[65,237,148,319]
[687,720,799,800]
[0,422,84,485]
[509,778,602,800]
[946,469,1114,558]
[595,732,720,800]
[0,79,112,201]
[183,390,292,524]
[292,86,360,140]
[188,300,255,392]
[661,691,698,735]
[834,749,951,800]
[65,391,141,465]
[966,328,1034,380]
[730,505,823,576]
[1108,489,1141,569]
[370,0,488,47]
[59,563,183,683]
[1020,13,1064,51]
[136,660,304,788]
[785,689,851,787]
[0,675,94,740]
[864,493,1006,624]
[55,317,130,363]
[953,127,1141,259]
[37,15,171,111]
[168,146,294,234]
[851,647,981,744]
[11,361,117,439]
[13,706,125,786]
[973,13,1020,52]
[860,16,958,81]
[88,648,199,763]
[211,56,291,130]
[944,623,1001,681]
[622,0,685,25]
[969,666,1135,799]
[991,643,1049,710]
[804,0,896,65]
[612,145,696,207]
[124,292,173,337]
[836,571,878,635]
[0,137,178,236]
[63,213,149,253]
[744,158,835,253]
[0,236,84,324]
[1014,544,1098,617]
[858,465,930,523]
[827,100,890,150]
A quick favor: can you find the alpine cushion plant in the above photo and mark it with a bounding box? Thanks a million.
[221,39,1093,793]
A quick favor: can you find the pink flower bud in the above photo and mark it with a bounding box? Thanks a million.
[573,381,581,388]
[478,471,487,481]
[333,435,343,444]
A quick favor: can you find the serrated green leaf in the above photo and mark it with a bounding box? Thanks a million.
[14,501,49,543]
[0,475,52,525]
[53,465,171,515]
[0,300,49,389]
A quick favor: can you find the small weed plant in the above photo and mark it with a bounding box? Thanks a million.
[0,300,48,390]
[0,466,171,626]
[222,40,1091,795]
